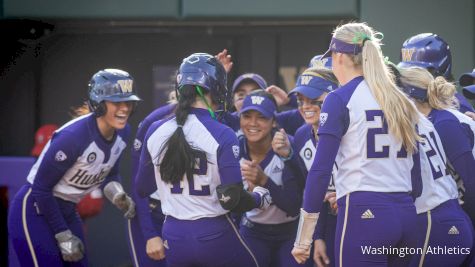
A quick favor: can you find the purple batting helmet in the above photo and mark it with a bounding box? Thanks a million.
[397,33,452,79]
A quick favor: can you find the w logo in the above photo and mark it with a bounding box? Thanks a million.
[251,96,265,105]
[401,48,416,62]
[300,76,313,85]
[118,80,133,93]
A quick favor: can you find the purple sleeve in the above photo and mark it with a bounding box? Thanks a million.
[452,152,475,222]
[276,109,305,135]
[317,93,349,138]
[217,129,243,185]
[287,135,307,190]
[456,92,475,113]
[303,92,347,213]
[31,131,79,234]
[139,199,161,240]
[435,120,475,219]
[435,120,473,162]
[135,125,159,198]
[221,112,240,132]
[302,134,340,213]
[287,94,298,109]
[314,204,329,240]
[263,163,301,217]
[132,124,161,240]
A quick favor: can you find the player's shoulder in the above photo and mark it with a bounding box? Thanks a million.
[54,114,93,142]
[143,103,176,126]
[294,124,312,143]
[430,109,460,124]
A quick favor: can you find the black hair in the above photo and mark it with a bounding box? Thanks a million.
[158,85,206,184]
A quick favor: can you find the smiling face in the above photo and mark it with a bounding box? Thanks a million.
[102,101,134,130]
[296,92,327,126]
[240,110,274,144]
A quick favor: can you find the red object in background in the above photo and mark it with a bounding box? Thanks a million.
[31,124,58,157]
[77,188,104,219]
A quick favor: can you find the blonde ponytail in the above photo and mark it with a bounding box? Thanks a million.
[333,22,420,153]
[399,66,457,110]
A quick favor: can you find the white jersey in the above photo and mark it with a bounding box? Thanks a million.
[27,114,129,203]
[242,155,298,224]
[141,108,241,220]
[318,77,414,199]
[415,115,458,213]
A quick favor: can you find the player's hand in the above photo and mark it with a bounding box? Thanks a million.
[313,239,330,267]
[114,192,136,219]
[215,49,233,73]
[55,230,85,262]
[146,236,166,261]
[104,181,136,219]
[324,191,338,214]
[465,111,475,121]
[272,128,291,158]
[292,246,311,264]
[266,85,290,107]
[241,159,268,186]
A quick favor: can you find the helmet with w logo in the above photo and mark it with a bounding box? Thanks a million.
[177,53,229,110]
[88,69,141,116]
[397,33,452,79]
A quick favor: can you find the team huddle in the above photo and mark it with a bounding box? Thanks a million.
[7,21,475,267]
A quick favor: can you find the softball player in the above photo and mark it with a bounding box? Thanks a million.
[128,103,175,267]
[8,69,140,266]
[399,66,475,266]
[290,67,338,267]
[134,53,271,267]
[223,73,304,136]
[237,90,305,267]
[292,22,422,267]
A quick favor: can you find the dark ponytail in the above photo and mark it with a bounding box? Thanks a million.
[158,85,205,184]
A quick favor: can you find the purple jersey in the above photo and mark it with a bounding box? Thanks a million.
[8,113,130,267]
[27,113,129,233]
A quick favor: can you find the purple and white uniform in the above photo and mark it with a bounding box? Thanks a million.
[427,108,475,266]
[135,108,258,267]
[239,137,304,267]
[8,113,129,267]
[412,114,473,266]
[428,109,475,220]
[294,124,337,267]
[302,76,421,267]
[128,103,175,267]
